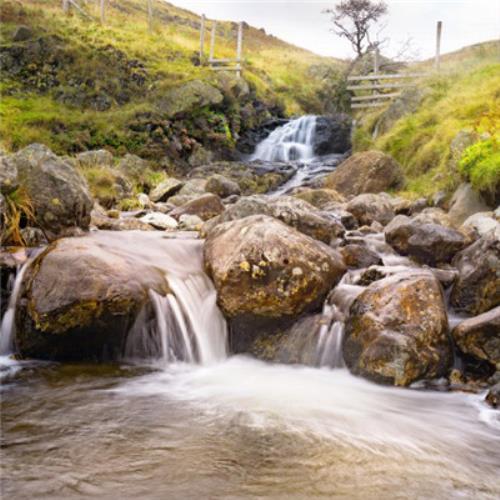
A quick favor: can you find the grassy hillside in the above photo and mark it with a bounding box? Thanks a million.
[353,41,500,201]
[0,0,341,158]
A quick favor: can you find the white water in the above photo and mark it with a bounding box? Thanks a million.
[251,115,317,163]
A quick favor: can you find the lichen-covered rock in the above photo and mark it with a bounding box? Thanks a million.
[343,270,452,386]
[384,214,468,265]
[292,188,345,209]
[158,80,224,117]
[204,215,346,350]
[448,183,491,227]
[340,244,383,269]
[450,232,500,315]
[205,174,241,198]
[149,178,184,202]
[15,235,170,360]
[346,193,395,226]
[324,151,403,196]
[170,193,225,221]
[452,306,500,369]
[203,195,344,243]
[10,144,93,240]
[0,154,18,194]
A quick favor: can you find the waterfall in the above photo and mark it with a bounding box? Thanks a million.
[251,115,317,162]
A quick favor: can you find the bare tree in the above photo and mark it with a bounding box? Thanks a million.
[324,0,388,58]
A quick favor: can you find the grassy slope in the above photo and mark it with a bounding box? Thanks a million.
[353,41,500,199]
[0,0,341,153]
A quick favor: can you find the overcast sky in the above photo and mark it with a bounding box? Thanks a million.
[169,0,500,59]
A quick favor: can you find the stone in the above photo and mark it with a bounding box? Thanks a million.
[178,214,204,231]
[137,193,152,208]
[149,178,184,202]
[139,212,178,230]
[384,214,468,266]
[0,155,18,194]
[343,270,452,386]
[91,211,153,231]
[15,235,170,360]
[293,188,345,209]
[324,151,403,197]
[170,193,225,222]
[158,80,224,117]
[450,232,500,315]
[448,183,491,227]
[75,149,114,168]
[486,383,500,408]
[20,227,48,247]
[12,25,33,42]
[204,215,346,351]
[205,174,241,199]
[452,306,500,369]
[9,144,93,240]
[461,212,499,238]
[312,114,352,156]
[346,193,395,226]
[178,178,207,196]
[340,244,383,269]
[203,195,345,243]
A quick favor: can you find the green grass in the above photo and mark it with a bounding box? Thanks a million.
[354,46,500,198]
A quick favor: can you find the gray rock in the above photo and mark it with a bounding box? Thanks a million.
[205,174,241,198]
[312,114,352,156]
[448,183,491,227]
[450,231,500,315]
[10,144,93,240]
[170,193,225,222]
[149,178,184,202]
[461,212,499,238]
[12,25,33,42]
[486,383,500,408]
[346,193,395,226]
[0,154,18,194]
[179,214,204,231]
[139,212,178,230]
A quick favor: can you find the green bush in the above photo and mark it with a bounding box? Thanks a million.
[458,136,500,198]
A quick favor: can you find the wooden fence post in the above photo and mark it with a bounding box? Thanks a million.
[62,0,70,14]
[435,21,442,71]
[236,21,243,78]
[147,0,153,33]
[373,47,380,74]
[199,14,206,61]
[100,0,105,24]
[209,20,217,61]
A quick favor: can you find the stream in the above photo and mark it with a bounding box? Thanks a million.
[1,117,499,499]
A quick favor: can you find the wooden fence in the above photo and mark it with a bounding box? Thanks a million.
[348,21,442,110]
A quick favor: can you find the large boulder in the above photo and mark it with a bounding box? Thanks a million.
[9,144,93,240]
[158,80,224,117]
[324,151,403,196]
[450,231,500,315]
[170,193,225,221]
[346,193,395,226]
[312,114,352,156]
[448,183,491,227]
[204,215,346,351]
[15,235,170,360]
[452,306,500,369]
[343,270,452,386]
[384,214,468,266]
[203,195,345,243]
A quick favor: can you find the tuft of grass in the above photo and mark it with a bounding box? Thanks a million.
[2,187,38,246]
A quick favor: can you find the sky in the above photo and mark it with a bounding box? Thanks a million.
[168,0,500,59]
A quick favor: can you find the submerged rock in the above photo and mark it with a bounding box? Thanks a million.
[450,231,500,315]
[324,151,403,197]
[204,215,346,351]
[343,270,452,386]
[452,306,500,369]
[15,235,170,360]
[9,144,93,240]
[486,383,500,408]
